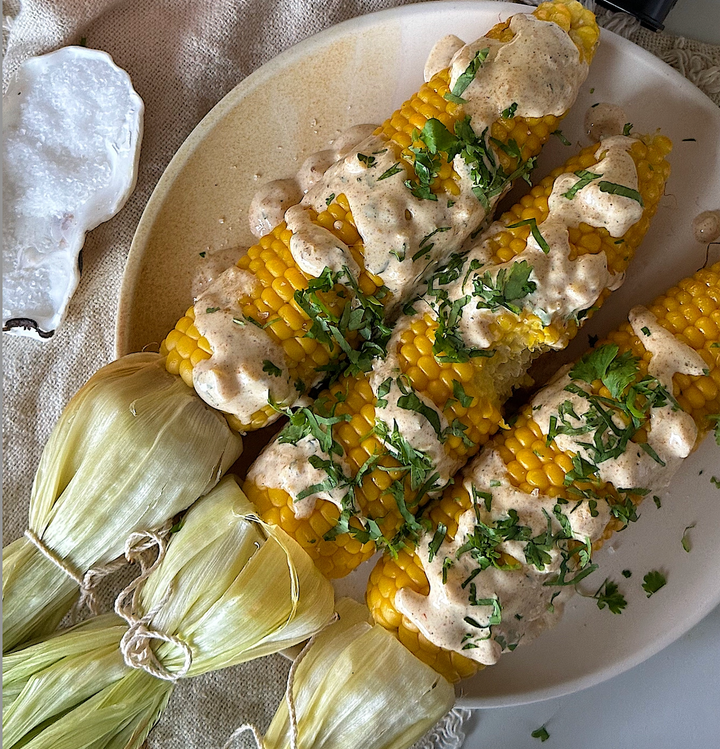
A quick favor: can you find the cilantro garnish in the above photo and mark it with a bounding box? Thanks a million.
[501,102,518,119]
[378,162,404,181]
[622,122,633,136]
[450,47,489,100]
[471,260,537,314]
[653,495,662,508]
[531,726,550,742]
[552,129,571,146]
[593,578,627,614]
[273,398,350,456]
[622,569,632,578]
[326,193,336,206]
[293,266,391,381]
[396,377,443,436]
[682,523,695,552]
[262,360,282,378]
[708,413,720,446]
[507,218,550,254]
[205,307,220,314]
[428,523,448,562]
[452,379,473,408]
[642,570,666,597]
[562,169,602,200]
[598,181,644,206]
[712,475,720,489]
[357,153,376,167]
[199,251,206,258]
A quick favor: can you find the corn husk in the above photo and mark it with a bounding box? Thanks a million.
[3,476,335,749]
[264,598,456,749]
[2,352,243,652]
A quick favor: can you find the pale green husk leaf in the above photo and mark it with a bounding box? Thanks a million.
[3,477,335,748]
[264,598,456,749]
[3,352,243,651]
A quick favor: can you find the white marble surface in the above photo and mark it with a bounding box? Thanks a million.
[665,0,720,44]
[462,602,720,746]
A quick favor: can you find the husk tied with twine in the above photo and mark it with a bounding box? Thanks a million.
[256,598,455,749]
[2,352,243,652]
[2,475,335,749]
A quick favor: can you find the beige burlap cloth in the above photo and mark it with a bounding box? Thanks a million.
[3,1,719,747]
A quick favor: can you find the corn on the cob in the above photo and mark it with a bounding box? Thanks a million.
[160,0,599,431]
[245,132,671,579]
[367,263,720,682]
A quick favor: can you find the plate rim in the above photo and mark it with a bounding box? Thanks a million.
[115,0,720,709]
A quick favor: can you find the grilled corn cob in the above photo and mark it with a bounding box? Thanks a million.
[367,263,720,682]
[245,132,671,579]
[161,0,599,431]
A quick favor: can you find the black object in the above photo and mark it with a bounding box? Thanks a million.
[597,0,680,31]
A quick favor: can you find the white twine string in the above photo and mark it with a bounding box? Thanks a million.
[24,520,175,617]
[221,724,265,749]
[114,530,193,682]
[221,613,340,749]
[24,528,126,616]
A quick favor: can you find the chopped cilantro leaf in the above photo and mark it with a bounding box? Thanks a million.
[472,260,537,315]
[653,495,662,508]
[562,169,601,200]
[428,523,448,562]
[507,218,550,254]
[711,476,720,489]
[199,251,206,258]
[552,129,571,146]
[531,726,550,742]
[593,578,627,614]
[262,360,283,378]
[681,523,695,552]
[501,102,518,119]
[622,569,632,578]
[357,152,376,167]
[622,122,633,136]
[205,307,220,314]
[326,193,335,206]
[378,162,404,181]
[598,181,644,206]
[452,379,473,408]
[642,570,666,597]
[451,48,489,98]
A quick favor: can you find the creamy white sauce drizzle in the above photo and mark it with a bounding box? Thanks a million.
[399,306,706,664]
[192,12,591,427]
[532,306,705,492]
[192,266,293,425]
[191,246,246,298]
[451,136,638,352]
[450,14,586,124]
[693,210,720,244]
[424,34,465,82]
[584,102,627,141]
[285,203,360,279]
[248,179,304,238]
[397,450,609,665]
[248,435,352,518]
[248,124,378,239]
[296,12,588,301]
[369,319,457,488]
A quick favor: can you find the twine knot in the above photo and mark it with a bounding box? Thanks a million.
[114,530,194,682]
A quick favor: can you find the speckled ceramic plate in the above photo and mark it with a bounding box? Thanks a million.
[117,1,720,708]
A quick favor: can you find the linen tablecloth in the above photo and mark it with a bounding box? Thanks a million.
[3,1,719,746]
